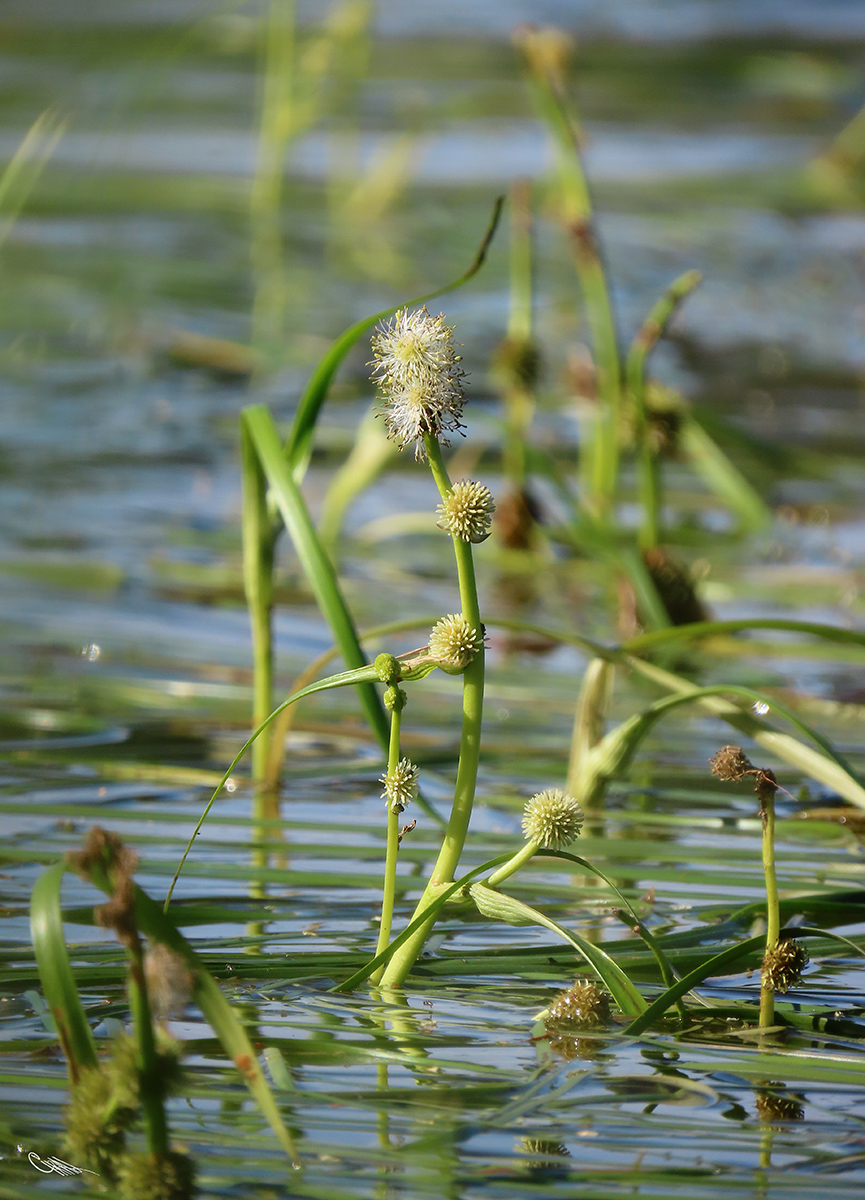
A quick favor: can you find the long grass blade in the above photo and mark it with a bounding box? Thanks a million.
[243,403,390,749]
[624,617,865,656]
[29,861,98,1083]
[539,849,689,1006]
[624,935,765,1036]
[679,414,772,533]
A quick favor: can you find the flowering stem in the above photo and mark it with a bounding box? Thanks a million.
[371,702,402,985]
[759,777,780,1029]
[485,839,538,889]
[380,435,485,988]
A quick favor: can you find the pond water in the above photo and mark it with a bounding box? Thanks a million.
[3,2,865,1197]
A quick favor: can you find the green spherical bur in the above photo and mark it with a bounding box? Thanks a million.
[383,685,407,712]
[374,653,401,685]
[117,1150,196,1200]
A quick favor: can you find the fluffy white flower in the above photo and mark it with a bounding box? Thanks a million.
[370,306,465,457]
[522,789,583,850]
[381,758,419,814]
[437,480,495,543]
[428,614,483,670]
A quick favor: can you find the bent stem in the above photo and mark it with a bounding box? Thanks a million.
[372,700,403,985]
[380,435,484,988]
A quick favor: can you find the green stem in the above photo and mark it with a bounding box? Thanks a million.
[485,839,538,889]
[127,940,169,1158]
[380,436,485,988]
[372,702,403,985]
[759,779,780,1029]
[241,423,275,787]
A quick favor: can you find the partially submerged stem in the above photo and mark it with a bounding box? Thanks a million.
[759,773,780,1029]
[127,940,169,1158]
[372,695,404,984]
[380,436,485,988]
[241,422,275,787]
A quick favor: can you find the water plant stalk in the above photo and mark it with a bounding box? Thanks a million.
[759,772,780,1029]
[372,695,404,984]
[379,435,484,988]
[241,423,276,785]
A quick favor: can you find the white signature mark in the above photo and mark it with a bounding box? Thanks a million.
[26,1150,99,1177]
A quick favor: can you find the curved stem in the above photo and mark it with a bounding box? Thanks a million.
[380,436,485,988]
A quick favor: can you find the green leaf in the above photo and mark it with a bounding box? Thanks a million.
[624,617,865,656]
[29,861,98,1083]
[537,849,690,1008]
[470,884,646,1018]
[679,414,773,533]
[243,403,389,751]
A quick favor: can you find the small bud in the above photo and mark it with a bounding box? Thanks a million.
[762,937,808,994]
[437,480,496,543]
[546,980,610,1029]
[428,614,483,671]
[381,758,419,814]
[383,684,407,712]
[375,652,401,684]
[709,745,755,783]
[522,788,583,850]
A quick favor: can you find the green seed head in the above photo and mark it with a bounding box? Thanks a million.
[762,937,808,994]
[428,614,483,671]
[546,980,610,1029]
[116,1150,196,1200]
[437,480,495,543]
[375,653,401,684]
[381,758,419,814]
[522,788,583,850]
[383,684,407,712]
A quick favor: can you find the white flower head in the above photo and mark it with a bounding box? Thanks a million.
[370,306,466,458]
[381,758,419,814]
[428,614,483,671]
[437,480,495,543]
[522,788,583,850]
